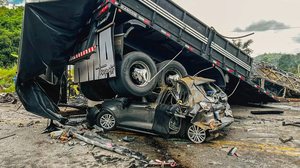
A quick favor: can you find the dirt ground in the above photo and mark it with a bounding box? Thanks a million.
[0,102,300,168]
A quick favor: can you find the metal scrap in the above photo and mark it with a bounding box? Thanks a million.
[251,110,284,115]
[279,136,294,143]
[227,147,238,157]
[253,62,300,96]
[71,131,149,166]
[282,121,300,127]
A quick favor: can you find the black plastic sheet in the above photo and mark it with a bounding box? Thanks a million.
[17,0,97,121]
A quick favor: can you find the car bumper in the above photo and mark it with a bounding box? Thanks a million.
[210,117,234,132]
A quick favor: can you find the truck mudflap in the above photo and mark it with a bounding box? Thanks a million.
[17,0,98,121]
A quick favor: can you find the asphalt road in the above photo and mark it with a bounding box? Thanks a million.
[0,103,299,168]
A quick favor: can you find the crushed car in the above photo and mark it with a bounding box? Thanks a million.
[87,76,234,143]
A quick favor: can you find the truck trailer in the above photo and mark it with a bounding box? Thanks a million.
[16,0,276,142]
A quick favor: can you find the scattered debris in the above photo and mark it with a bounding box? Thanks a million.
[26,121,35,127]
[18,123,24,127]
[0,133,16,140]
[122,136,135,142]
[92,153,124,165]
[227,147,238,157]
[50,130,64,139]
[71,131,147,161]
[79,141,87,146]
[148,159,177,167]
[251,110,284,115]
[279,136,294,143]
[47,125,152,166]
[0,93,17,104]
[68,140,76,146]
[282,121,300,127]
[93,125,104,133]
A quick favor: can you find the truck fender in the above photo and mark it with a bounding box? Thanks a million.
[123,19,147,38]
[199,67,226,89]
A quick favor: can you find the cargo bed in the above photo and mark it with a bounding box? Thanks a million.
[111,0,276,103]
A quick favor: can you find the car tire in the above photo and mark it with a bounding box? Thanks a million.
[156,60,188,87]
[96,110,116,131]
[80,80,115,101]
[109,51,158,97]
[168,116,182,135]
[186,123,207,144]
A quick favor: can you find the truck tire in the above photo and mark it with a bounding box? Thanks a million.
[80,80,115,101]
[156,60,187,87]
[109,52,158,97]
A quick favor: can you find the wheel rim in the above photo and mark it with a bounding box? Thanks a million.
[187,125,206,143]
[99,113,116,130]
[164,69,182,86]
[130,61,151,87]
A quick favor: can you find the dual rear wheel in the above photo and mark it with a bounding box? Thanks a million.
[81,51,189,99]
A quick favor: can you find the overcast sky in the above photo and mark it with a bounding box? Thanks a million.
[173,0,300,56]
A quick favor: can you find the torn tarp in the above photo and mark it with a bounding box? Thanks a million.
[17,0,98,121]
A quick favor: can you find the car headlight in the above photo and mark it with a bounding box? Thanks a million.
[199,102,212,111]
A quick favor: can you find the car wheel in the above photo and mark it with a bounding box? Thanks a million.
[109,51,158,97]
[186,124,207,144]
[80,80,115,101]
[96,110,116,131]
[169,116,181,135]
[156,60,187,87]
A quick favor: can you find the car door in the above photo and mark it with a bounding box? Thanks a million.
[118,102,155,130]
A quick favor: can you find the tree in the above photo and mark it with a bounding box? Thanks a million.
[0,6,23,67]
[0,0,8,6]
[278,54,298,74]
[232,39,254,55]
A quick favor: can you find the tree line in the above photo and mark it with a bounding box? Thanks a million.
[254,53,300,75]
[0,6,23,67]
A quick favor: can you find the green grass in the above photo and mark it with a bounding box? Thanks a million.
[0,65,17,93]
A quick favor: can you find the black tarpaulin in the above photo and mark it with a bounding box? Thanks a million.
[17,0,98,121]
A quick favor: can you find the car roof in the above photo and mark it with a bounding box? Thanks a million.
[179,76,215,86]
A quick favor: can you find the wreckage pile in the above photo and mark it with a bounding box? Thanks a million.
[48,123,177,167]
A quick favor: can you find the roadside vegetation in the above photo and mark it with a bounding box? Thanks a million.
[233,38,300,76]
[0,6,23,93]
[0,65,16,92]
[254,53,300,75]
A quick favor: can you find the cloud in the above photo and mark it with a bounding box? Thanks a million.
[293,35,300,43]
[234,20,290,32]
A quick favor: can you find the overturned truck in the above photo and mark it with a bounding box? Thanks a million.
[17,0,276,143]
